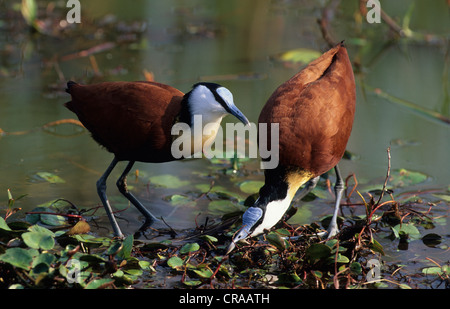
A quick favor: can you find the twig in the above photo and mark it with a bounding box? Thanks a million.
[376,147,391,205]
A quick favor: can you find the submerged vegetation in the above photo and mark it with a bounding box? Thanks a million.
[1,148,449,289]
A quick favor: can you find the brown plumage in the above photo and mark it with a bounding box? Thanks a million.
[228,42,356,253]
[259,42,355,176]
[65,81,185,163]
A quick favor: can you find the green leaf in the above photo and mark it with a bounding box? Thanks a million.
[22,226,55,250]
[276,48,322,64]
[193,268,213,279]
[389,169,428,187]
[329,254,349,264]
[36,172,66,184]
[167,256,184,269]
[266,232,287,251]
[79,254,107,264]
[350,262,362,275]
[118,235,134,259]
[422,266,444,276]
[180,243,200,254]
[200,235,218,243]
[239,180,264,194]
[84,278,114,289]
[22,232,54,250]
[0,248,33,270]
[149,174,189,189]
[393,223,421,240]
[0,217,12,231]
[370,238,385,255]
[32,252,56,268]
[21,0,37,27]
[182,280,202,286]
[305,243,332,263]
[40,213,67,227]
[208,200,243,216]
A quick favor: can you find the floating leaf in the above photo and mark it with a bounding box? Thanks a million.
[166,194,196,207]
[350,262,362,275]
[392,223,421,240]
[276,48,322,64]
[432,193,450,202]
[36,172,66,184]
[305,243,332,263]
[239,180,264,194]
[193,267,213,279]
[389,169,428,187]
[66,221,90,235]
[167,256,184,269]
[182,280,202,286]
[117,235,134,259]
[84,278,114,289]
[22,231,55,251]
[208,200,243,216]
[40,213,67,227]
[422,266,445,276]
[149,174,189,189]
[0,217,12,231]
[180,243,200,254]
[200,235,218,243]
[369,238,385,255]
[266,232,287,251]
[0,248,34,270]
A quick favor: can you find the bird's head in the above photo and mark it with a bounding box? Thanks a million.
[186,82,250,126]
[226,168,313,254]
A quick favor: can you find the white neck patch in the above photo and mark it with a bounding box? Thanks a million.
[189,85,228,124]
[251,196,292,236]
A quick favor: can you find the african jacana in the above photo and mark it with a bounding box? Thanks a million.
[227,42,356,253]
[65,81,249,238]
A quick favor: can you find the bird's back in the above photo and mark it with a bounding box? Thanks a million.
[65,81,185,162]
[258,43,356,176]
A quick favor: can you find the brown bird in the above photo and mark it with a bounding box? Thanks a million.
[65,81,249,238]
[227,42,356,253]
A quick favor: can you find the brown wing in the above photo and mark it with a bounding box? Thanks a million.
[65,81,184,162]
[259,43,356,176]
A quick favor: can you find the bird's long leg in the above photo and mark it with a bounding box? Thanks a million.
[96,157,123,238]
[327,164,344,238]
[116,161,159,232]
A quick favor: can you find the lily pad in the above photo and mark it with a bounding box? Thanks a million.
[208,200,244,216]
[305,243,332,264]
[0,248,35,270]
[22,225,55,250]
[149,174,189,189]
[389,169,428,187]
[35,172,65,184]
[0,216,12,231]
[391,223,421,241]
[167,256,184,269]
[239,180,264,194]
[275,48,322,64]
[192,267,213,279]
[180,243,200,254]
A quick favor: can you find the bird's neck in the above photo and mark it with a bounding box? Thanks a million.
[174,98,224,157]
[251,167,313,236]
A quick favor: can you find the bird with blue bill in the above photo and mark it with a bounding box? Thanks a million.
[227,42,356,254]
[65,81,249,238]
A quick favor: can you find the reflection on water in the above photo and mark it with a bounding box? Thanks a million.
[0,0,449,284]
